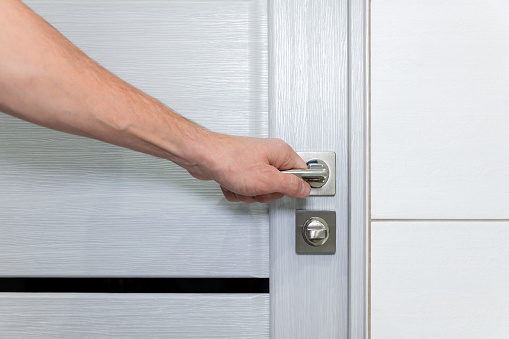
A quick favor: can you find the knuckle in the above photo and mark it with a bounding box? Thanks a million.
[221,187,238,202]
[256,181,272,195]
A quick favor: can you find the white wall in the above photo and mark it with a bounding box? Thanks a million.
[371,1,509,337]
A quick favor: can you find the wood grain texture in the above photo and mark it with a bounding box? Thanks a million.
[349,0,369,337]
[0,293,269,338]
[371,0,509,219]
[371,221,509,339]
[0,0,268,277]
[269,0,349,337]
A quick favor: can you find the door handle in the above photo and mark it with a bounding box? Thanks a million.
[282,159,329,188]
[281,152,336,196]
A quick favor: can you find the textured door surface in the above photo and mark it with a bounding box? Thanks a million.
[0,0,270,337]
[0,0,268,277]
[0,1,364,337]
[269,0,351,338]
[0,294,269,338]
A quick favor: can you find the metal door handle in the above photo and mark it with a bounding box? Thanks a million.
[282,159,329,188]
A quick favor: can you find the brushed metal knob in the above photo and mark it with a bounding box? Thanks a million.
[302,217,329,247]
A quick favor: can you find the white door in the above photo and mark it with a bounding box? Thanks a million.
[0,0,367,338]
[371,0,509,338]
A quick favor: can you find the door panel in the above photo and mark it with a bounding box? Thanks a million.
[0,0,268,277]
[0,293,269,338]
[269,0,349,337]
[371,0,509,219]
[371,221,509,338]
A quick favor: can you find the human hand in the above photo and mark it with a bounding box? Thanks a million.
[184,132,311,203]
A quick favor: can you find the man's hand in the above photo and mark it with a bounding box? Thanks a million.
[182,133,311,203]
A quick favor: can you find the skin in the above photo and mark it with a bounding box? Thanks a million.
[0,0,311,203]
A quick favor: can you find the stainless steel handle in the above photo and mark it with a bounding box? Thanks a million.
[282,159,329,188]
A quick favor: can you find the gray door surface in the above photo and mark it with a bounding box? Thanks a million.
[0,0,367,337]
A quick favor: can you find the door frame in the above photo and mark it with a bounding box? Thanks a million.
[348,0,369,337]
[268,0,368,337]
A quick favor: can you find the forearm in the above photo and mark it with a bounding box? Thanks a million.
[0,0,207,168]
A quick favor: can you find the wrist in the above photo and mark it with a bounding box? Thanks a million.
[166,123,219,175]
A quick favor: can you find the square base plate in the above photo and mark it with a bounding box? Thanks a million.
[297,152,335,196]
[296,210,336,255]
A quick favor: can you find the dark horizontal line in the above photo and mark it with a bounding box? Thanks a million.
[0,278,269,294]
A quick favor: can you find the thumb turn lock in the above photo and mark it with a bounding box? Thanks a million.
[296,210,336,255]
[302,217,329,246]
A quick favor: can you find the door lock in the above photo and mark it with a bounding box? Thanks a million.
[302,217,329,246]
[296,210,336,255]
[282,152,335,196]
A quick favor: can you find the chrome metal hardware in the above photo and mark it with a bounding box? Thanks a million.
[296,210,336,255]
[302,217,329,246]
[282,160,329,188]
[282,152,336,196]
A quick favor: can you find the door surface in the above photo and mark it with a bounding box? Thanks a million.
[0,1,270,337]
[0,0,367,338]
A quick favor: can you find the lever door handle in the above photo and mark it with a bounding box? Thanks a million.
[282,159,329,188]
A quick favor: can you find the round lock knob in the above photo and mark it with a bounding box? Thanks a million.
[302,217,329,247]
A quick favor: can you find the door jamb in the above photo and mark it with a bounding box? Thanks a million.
[348,0,369,337]
[268,0,368,337]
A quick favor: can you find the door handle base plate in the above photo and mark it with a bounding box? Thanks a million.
[297,152,336,196]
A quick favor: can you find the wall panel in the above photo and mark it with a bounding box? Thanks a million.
[371,0,509,219]
[371,221,509,339]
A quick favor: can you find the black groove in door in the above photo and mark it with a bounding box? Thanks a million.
[0,278,269,293]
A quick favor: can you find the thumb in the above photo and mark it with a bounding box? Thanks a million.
[274,171,311,198]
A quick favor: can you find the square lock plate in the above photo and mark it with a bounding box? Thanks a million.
[296,210,336,255]
[297,152,335,196]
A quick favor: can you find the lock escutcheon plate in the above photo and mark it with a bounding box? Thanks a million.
[296,210,336,255]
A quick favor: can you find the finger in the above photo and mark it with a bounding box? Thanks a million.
[221,186,240,202]
[233,193,257,203]
[282,151,307,170]
[266,139,307,170]
[253,193,284,203]
[273,171,311,198]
